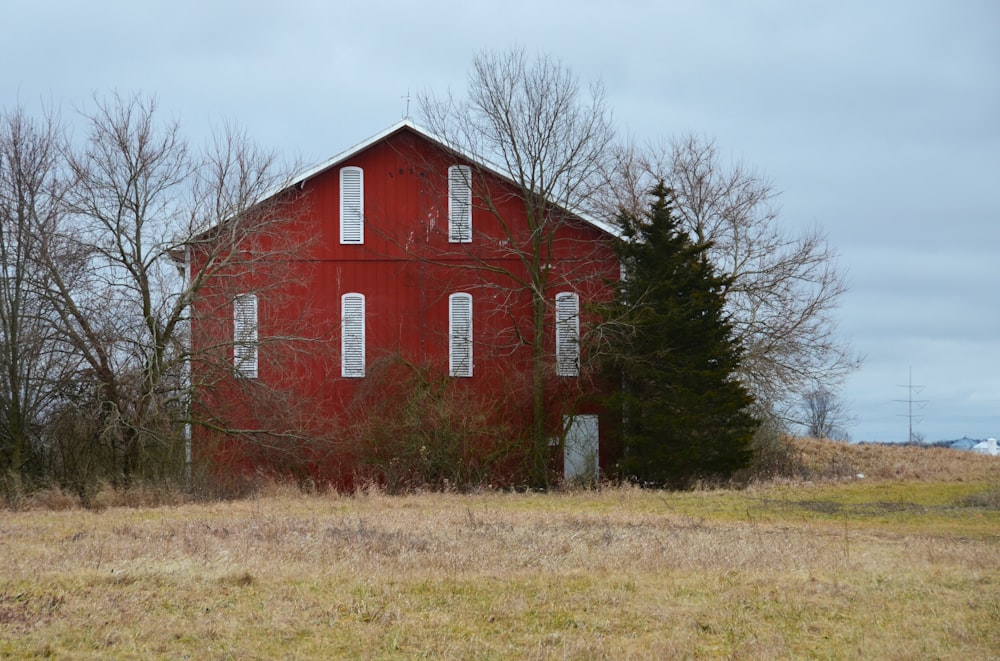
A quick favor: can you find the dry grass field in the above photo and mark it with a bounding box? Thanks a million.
[1,439,998,659]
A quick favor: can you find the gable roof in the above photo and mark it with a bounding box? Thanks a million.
[971,438,999,455]
[290,119,621,238]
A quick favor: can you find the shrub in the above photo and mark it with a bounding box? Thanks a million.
[346,355,518,492]
[731,416,805,484]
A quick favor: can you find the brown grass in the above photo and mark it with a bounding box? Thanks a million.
[789,436,1000,481]
[1,440,998,659]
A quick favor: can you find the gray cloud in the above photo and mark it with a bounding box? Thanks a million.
[3,0,997,441]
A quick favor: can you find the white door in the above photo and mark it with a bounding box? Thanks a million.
[564,414,599,481]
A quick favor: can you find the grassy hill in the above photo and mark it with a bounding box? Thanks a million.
[789,436,999,482]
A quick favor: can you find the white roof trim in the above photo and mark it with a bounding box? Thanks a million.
[292,118,416,184]
[290,119,620,238]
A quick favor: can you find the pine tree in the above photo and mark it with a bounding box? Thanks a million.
[608,182,758,487]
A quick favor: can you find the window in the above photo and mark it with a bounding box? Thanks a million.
[340,166,363,244]
[555,292,579,377]
[341,293,365,377]
[233,293,258,378]
[448,165,472,243]
[449,292,473,377]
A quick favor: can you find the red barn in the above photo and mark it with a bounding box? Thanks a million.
[189,120,620,488]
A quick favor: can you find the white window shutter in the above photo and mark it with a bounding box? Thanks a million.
[340,166,364,244]
[449,292,473,377]
[448,165,472,243]
[234,293,258,378]
[341,293,365,377]
[555,292,580,377]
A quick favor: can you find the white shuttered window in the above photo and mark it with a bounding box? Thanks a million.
[341,293,365,377]
[340,166,364,244]
[555,292,580,377]
[449,292,473,377]
[448,165,472,243]
[234,294,258,378]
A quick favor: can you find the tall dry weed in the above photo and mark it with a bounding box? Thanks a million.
[0,487,996,659]
[791,437,1000,482]
[4,437,997,512]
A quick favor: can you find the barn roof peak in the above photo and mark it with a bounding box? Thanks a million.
[292,120,619,238]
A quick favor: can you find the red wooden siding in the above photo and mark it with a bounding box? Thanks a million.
[190,124,619,486]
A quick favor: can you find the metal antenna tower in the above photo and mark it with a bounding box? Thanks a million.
[895,367,928,443]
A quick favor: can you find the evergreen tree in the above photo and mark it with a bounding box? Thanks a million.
[608,182,758,487]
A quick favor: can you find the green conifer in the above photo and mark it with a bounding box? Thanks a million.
[608,182,758,487]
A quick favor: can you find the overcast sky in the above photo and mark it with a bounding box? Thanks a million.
[3,1,998,442]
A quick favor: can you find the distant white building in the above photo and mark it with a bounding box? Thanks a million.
[971,438,999,456]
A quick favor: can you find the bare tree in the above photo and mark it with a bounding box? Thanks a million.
[419,50,618,485]
[800,387,851,441]
[33,93,309,487]
[609,136,859,421]
[0,107,78,481]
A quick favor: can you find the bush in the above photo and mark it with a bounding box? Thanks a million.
[731,416,806,484]
[346,356,518,492]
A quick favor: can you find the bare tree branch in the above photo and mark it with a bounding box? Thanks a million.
[26,93,314,486]
[799,387,852,441]
[418,49,618,485]
[0,106,78,478]
[608,135,860,421]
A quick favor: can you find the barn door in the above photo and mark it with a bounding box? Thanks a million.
[564,414,599,482]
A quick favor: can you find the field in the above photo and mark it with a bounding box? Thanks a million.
[1,439,998,659]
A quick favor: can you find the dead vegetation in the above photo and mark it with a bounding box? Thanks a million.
[4,437,996,511]
[0,439,997,658]
[788,436,999,482]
